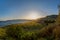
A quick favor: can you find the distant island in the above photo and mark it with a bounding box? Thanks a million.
[0,19,32,26]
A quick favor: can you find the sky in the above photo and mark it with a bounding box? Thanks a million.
[0,0,60,20]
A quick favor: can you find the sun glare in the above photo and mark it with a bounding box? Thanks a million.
[29,14,38,19]
[26,11,39,20]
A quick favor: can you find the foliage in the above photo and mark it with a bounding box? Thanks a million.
[0,14,60,40]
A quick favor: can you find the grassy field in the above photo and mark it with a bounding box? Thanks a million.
[0,14,60,40]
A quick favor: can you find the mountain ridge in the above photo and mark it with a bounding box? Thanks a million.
[0,19,32,26]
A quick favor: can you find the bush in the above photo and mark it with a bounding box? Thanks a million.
[6,25,24,40]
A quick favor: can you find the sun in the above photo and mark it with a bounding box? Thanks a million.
[29,13,38,19]
[26,11,39,20]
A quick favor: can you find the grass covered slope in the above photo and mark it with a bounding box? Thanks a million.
[0,14,60,40]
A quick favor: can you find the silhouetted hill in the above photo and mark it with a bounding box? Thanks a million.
[0,19,32,26]
[37,15,58,25]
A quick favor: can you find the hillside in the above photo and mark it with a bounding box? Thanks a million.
[36,15,57,25]
[0,14,59,40]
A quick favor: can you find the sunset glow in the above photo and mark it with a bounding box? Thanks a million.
[26,11,40,19]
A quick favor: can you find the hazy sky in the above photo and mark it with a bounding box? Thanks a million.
[0,0,60,20]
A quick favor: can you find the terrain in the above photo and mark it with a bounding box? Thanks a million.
[0,14,60,40]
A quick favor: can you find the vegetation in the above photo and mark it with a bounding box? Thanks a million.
[0,13,60,40]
